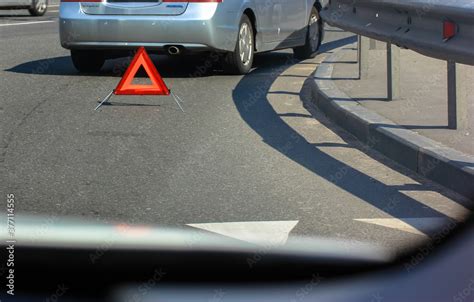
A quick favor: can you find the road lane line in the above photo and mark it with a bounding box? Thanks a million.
[0,20,55,27]
[187,221,299,246]
[354,217,454,236]
[48,10,59,12]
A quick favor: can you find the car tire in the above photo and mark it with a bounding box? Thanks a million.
[293,6,322,60]
[71,50,105,73]
[28,0,48,16]
[223,14,254,75]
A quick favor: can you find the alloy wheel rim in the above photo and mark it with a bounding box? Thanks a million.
[309,14,320,51]
[36,0,47,12]
[239,23,253,66]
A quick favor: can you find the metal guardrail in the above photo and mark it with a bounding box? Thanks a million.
[321,0,474,66]
[320,0,474,129]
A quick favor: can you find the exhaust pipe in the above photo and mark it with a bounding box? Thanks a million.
[167,46,181,55]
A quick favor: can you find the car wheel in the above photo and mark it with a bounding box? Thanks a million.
[71,50,105,73]
[223,14,254,75]
[28,0,48,16]
[293,7,322,60]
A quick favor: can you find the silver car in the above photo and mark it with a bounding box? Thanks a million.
[59,0,323,74]
[0,0,48,15]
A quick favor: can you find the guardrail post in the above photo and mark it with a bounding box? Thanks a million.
[358,35,369,79]
[387,43,400,100]
[447,61,468,130]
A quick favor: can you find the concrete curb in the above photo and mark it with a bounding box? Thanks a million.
[309,46,474,200]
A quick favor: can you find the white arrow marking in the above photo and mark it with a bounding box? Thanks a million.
[354,217,453,236]
[187,221,299,246]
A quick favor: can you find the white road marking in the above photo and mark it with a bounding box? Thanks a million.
[187,221,299,246]
[354,217,453,236]
[0,20,55,27]
[49,4,60,7]
[49,10,59,12]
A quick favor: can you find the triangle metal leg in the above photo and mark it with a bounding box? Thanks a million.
[171,91,185,113]
[95,90,114,111]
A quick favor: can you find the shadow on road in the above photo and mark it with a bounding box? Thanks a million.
[0,14,35,17]
[6,36,359,79]
[232,36,467,235]
[5,54,223,78]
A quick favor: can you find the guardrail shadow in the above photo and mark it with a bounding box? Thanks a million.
[232,36,469,237]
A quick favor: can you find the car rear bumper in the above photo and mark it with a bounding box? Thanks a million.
[59,3,239,52]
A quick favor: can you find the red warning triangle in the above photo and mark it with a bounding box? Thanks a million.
[114,47,170,96]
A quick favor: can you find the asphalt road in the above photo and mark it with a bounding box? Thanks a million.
[1,9,472,253]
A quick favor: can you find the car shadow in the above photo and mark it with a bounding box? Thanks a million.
[5,54,224,78]
[0,14,34,17]
[6,35,358,79]
[231,36,471,235]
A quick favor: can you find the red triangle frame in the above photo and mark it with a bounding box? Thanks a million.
[114,47,170,96]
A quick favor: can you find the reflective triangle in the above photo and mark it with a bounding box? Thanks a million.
[115,46,170,96]
[187,221,299,246]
